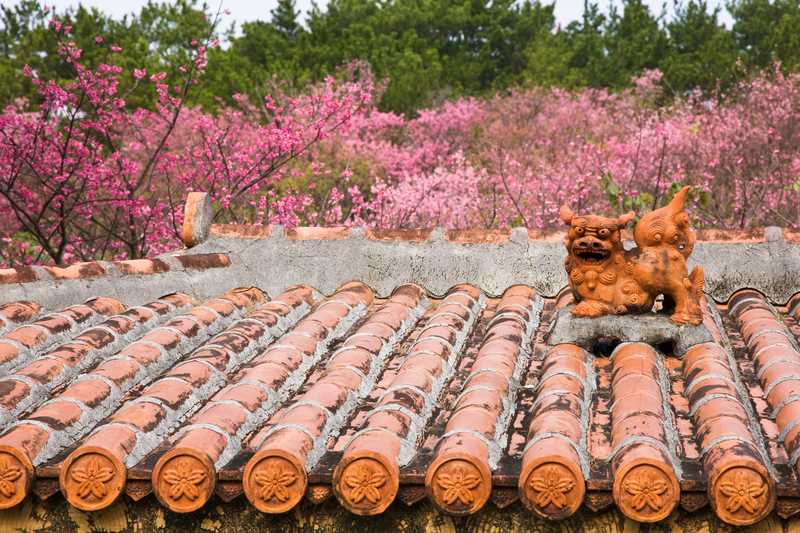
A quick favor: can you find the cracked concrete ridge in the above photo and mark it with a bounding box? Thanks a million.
[2,226,800,308]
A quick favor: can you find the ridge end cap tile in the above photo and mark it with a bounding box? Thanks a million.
[182,192,213,248]
[152,447,216,513]
[332,450,399,516]
[0,444,33,510]
[243,448,308,514]
[708,457,775,526]
[222,286,268,307]
[60,445,126,512]
[425,451,492,516]
[612,458,680,523]
[727,288,768,310]
[335,281,375,306]
[518,454,585,520]
[788,293,800,316]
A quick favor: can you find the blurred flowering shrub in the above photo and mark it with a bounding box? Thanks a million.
[323,66,800,231]
[0,19,374,266]
[1,18,798,268]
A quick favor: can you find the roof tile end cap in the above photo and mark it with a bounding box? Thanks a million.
[425,451,493,516]
[152,447,216,513]
[332,450,399,516]
[708,459,775,526]
[182,192,213,248]
[612,458,680,523]
[243,448,308,514]
[60,445,126,512]
[518,453,585,520]
[0,444,34,510]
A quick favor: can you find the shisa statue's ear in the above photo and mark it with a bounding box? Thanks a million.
[617,211,636,228]
[559,205,575,225]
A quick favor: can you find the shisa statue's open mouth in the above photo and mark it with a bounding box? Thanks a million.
[573,248,610,264]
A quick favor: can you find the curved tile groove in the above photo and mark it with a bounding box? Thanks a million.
[149,283,373,513]
[243,284,428,514]
[426,285,541,516]
[332,284,485,516]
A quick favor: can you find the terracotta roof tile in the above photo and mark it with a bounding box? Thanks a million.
[608,343,682,522]
[0,293,193,431]
[0,266,38,284]
[427,285,540,516]
[0,301,42,336]
[113,259,171,276]
[0,290,261,510]
[332,285,483,515]
[2,280,800,525]
[174,253,231,270]
[150,283,372,513]
[43,262,107,281]
[243,283,427,514]
[0,297,125,376]
[0,253,233,288]
[519,343,589,519]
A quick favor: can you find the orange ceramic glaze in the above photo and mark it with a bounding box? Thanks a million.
[60,446,127,512]
[560,186,704,325]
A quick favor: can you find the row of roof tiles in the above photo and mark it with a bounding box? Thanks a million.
[0,283,798,525]
[0,253,230,286]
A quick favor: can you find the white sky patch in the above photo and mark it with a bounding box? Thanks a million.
[42,0,734,31]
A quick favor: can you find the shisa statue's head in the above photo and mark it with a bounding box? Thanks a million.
[634,186,696,257]
[559,205,636,268]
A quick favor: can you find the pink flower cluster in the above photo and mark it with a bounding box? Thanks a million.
[320,68,800,230]
[1,20,798,267]
[0,26,374,266]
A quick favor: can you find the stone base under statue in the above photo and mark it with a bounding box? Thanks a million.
[546,305,714,356]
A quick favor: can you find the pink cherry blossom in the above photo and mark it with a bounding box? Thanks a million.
[1,15,798,269]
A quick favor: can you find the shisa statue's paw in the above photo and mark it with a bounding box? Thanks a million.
[572,300,608,318]
[670,311,703,326]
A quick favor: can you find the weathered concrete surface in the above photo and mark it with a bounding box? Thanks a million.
[0,254,228,311]
[546,306,714,356]
[0,493,792,533]
[2,226,800,309]
[189,228,800,303]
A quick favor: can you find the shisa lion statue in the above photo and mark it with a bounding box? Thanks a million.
[559,186,705,325]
